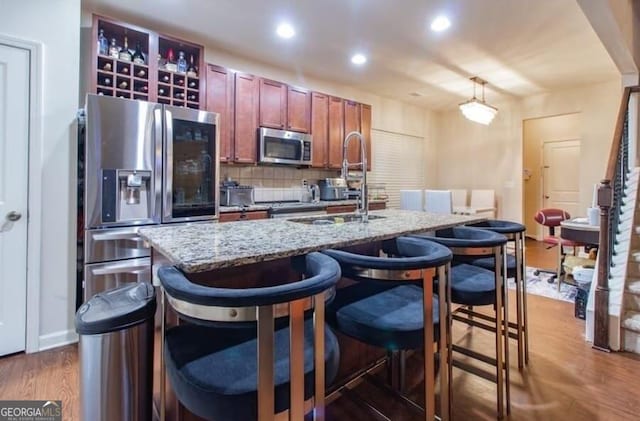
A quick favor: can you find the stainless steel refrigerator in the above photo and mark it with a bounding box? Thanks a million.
[80,94,219,302]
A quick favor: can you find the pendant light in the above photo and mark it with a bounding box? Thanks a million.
[459,77,498,125]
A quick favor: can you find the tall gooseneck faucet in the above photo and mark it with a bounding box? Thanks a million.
[341,131,368,222]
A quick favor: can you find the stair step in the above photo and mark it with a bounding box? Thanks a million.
[627,280,640,295]
[622,311,640,333]
[624,294,640,311]
[623,328,640,354]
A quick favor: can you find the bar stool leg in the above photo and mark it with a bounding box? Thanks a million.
[494,248,505,419]
[438,264,450,421]
[522,238,530,364]
[515,233,525,370]
[446,264,454,420]
[502,247,511,415]
[422,269,436,421]
[160,289,167,421]
[313,292,326,421]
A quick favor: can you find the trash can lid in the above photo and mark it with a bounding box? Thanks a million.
[75,282,157,335]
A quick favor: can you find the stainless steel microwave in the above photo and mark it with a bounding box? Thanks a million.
[258,127,312,166]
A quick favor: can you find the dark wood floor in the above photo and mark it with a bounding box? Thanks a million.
[1,240,638,420]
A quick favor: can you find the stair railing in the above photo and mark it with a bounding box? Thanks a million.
[594,86,636,351]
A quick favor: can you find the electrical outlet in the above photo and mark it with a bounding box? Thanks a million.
[301,179,308,186]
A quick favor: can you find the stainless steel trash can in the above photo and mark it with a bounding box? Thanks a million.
[75,282,156,421]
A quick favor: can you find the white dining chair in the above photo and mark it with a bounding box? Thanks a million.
[469,189,496,218]
[451,189,468,214]
[400,190,424,211]
[424,190,453,214]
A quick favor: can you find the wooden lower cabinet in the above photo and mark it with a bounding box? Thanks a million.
[326,204,357,214]
[218,210,268,223]
[369,201,386,211]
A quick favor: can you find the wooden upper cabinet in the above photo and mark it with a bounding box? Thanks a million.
[205,64,234,162]
[344,100,362,166]
[310,92,329,168]
[328,96,345,169]
[361,103,372,171]
[259,78,287,129]
[287,86,311,133]
[234,72,259,163]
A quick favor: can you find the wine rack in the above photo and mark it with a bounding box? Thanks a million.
[89,14,204,108]
[96,55,149,100]
[157,35,203,109]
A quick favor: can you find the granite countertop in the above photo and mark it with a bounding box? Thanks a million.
[139,209,483,273]
[219,199,387,213]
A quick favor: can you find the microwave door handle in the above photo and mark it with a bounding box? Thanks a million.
[164,108,173,221]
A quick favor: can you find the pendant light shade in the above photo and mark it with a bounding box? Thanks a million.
[459,77,498,125]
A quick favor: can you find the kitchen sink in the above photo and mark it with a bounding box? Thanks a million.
[289,214,386,225]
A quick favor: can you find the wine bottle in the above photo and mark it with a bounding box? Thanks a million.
[137,69,146,77]
[159,87,166,96]
[177,51,187,73]
[188,80,197,88]
[132,42,145,64]
[119,36,132,61]
[98,29,108,55]
[119,80,128,89]
[108,38,119,58]
[102,77,111,86]
[187,55,197,78]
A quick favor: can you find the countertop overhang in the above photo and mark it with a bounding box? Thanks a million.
[139,209,484,273]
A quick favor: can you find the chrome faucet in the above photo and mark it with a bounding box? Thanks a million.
[341,131,368,223]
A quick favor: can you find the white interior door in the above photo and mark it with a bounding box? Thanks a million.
[0,43,30,356]
[542,140,581,218]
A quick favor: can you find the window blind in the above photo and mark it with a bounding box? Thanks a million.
[368,129,426,209]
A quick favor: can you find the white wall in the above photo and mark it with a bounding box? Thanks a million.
[433,79,622,223]
[0,0,81,350]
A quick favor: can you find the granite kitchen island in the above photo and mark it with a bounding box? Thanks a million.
[139,209,483,273]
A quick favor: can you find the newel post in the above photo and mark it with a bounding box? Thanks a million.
[593,180,612,351]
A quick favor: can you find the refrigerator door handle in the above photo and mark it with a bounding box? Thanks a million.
[154,107,163,222]
[163,108,173,222]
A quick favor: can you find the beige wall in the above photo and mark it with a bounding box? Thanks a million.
[433,79,622,223]
[433,97,523,220]
[522,113,581,238]
[1,0,81,349]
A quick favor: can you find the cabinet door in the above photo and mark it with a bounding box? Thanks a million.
[234,72,259,163]
[259,78,287,129]
[361,103,372,171]
[287,86,311,133]
[311,92,329,168]
[344,100,361,166]
[205,64,234,162]
[328,96,345,169]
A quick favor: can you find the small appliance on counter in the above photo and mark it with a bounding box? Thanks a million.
[220,179,255,207]
[318,178,348,201]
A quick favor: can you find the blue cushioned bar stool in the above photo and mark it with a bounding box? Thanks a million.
[157,252,341,421]
[322,236,453,421]
[412,227,510,419]
[467,220,529,369]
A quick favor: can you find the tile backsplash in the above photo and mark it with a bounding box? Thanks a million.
[221,164,339,189]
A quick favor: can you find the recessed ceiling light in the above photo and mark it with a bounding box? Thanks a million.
[430,15,451,32]
[276,23,295,39]
[351,53,367,65]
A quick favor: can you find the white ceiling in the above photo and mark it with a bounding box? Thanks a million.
[82,0,620,109]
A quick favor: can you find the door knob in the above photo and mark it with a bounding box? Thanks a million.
[544,195,550,199]
[6,211,22,222]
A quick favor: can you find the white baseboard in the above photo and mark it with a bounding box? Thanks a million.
[37,330,78,352]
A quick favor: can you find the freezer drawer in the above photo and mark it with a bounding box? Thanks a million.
[85,227,150,263]
[84,258,151,301]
